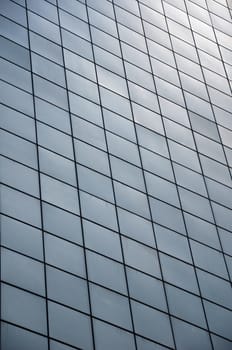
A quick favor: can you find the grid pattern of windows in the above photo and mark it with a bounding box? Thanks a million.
[0,0,232,349]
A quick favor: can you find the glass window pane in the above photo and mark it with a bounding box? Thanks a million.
[1,322,48,350]
[90,284,132,330]
[1,248,45,296]
[2,284,47,334]
[45,233,85,277]
[87,251,127,294]
[94,319,135,350]
[131,301,174,347]
[122,237,160,277]
[46,266,89,313]
[48,301,93,349]
[0,215,43,260]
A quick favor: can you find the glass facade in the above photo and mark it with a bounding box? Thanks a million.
[0,0,232,349]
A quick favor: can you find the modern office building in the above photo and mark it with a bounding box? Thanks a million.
[0,0,232,349]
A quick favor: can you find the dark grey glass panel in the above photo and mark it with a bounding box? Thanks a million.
[168,139,201,172]
[204,301,232,340]
[164,118,195,149]
[185,91,214,121]
[28,12,60,44]
[61,28,93,60]
[172,318,212,350]
[94,45,124,77]
[100,86,132,120]
[39,147,76,186]
[30,32,63,65]
[88,0,114,18]
[128,81,159,112]
[0,36,30,69]
[28,0,58,24]
[87,250,127,294]
[159,96,190,127]
[121,42,150,71]
[94,319,135,350]
[67,71,99,103]
[219,227,232,256]
[160,253,199,293]
[114,181,150,219]
[122,237,160,277]
[91,26,121,57]
[0,104,36,142]
[152,58,180,87]
[107,131,140,166]
[58,0,87,21]
[148,41,175,67]
[0,156,39,197]
[83,219,122,261]
[97,65,128,98]
[48,301,93,349]
[197,269,232,309]
[189,111,220,142]
[72,116,106,151]
[206,178,232,210]
[74,140,110,176]
[173,163,207,196]
[132,102,163,135]
[179,187,214,222]
[33,75,68,110]
[191,240,228,278]
[212,334,232,350]
[80,191,118,230]
[145,171,180,207]
[42,203,82,244]
[35,97,71,133]
[32,53,65,87]
[0,129,37,168]
[200,154,231,187]
[1,322,48,350]
[184,212,220,249]
[37,122,73,159]
[150,198,186,235]
[156,77,185,107]
[103,109,136,142]
[89,7,117,37]
[140,147,174,182]
[136,336,167,350]
[137,126,169,158]
[166,284,206,327]
[212,202,232,232]
[46,266,89,312]
[127,267,167,311]
[118,208,155,247]
[195,132,226,164]
[0,0,26,25]
[0,215,43,260]
[155,224,192,263]
[90,284,132,330]
[50,341,75,350]
[1,284,47,334]
[45,233,85,277]
[131,300,174,347]
[69,94,102,126]
[1,248,45,295]
[0,80,34,116]
[59,9,90,40]
[64,49,96,81]
[0,185,41,227]
[0,15,28,47]
[41,174,79,214]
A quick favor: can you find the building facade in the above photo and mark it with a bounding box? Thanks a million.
[0,0,232,349]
